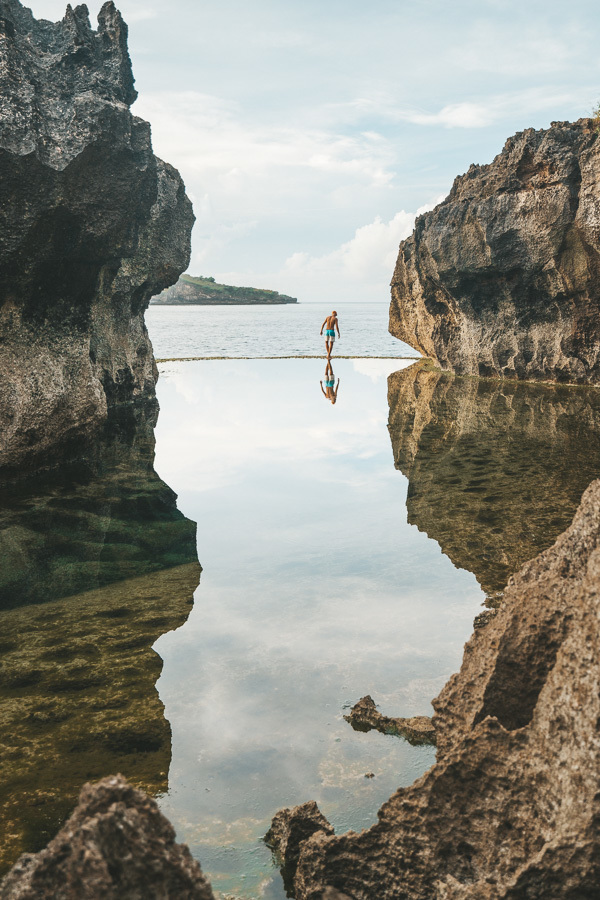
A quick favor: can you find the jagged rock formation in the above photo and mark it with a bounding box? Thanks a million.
[0,0,194,478]
[280,477,600,899]
[344,695,435,745]
[390,119,600,383]
[265,801,334,894]
[152,274,297,305]
[388,362,600,598]
[0,776,215,899]
[0,405,200,875]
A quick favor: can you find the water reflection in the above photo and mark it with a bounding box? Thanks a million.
[320,361,340,404]
[0,406,200,875]
[388,363,600,598]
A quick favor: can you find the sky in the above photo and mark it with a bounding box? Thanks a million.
[31,0,600,301]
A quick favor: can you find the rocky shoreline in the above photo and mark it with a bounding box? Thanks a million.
[390,119,600,383]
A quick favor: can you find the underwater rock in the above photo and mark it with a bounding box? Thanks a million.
[0,404,201,876]
[283,478,600,899]
[388,362,600,599]
[344,695,435,745]
[390,119,600,383]
[0,775,215,899]
[0,0,194,478]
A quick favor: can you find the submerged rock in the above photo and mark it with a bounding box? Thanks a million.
[283,478,600,899]
[344,695,435,745]
[390,119,600,383]
[0,0,194,478]
[0,775,215,899]
[0,404,201,876]
[388,362,600,600]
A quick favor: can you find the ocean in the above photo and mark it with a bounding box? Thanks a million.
[145,301,418,359]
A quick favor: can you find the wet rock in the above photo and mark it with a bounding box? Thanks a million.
[390,119,600,383]
[287,478,600,899]
[265,801,334,893]
[388,363,600,600]
[0,775,214,899]
[344,695,435,746]
[0,0,194,479]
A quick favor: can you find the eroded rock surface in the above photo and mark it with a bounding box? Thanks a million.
[344,695,435,746]
[0,0,194,477]
[390,119,600,383]
[265,801,334,894]
[388,362,600,599]
[283,478,600,899]
[0,775,215,899]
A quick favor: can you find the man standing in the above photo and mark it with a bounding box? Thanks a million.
[320,310,340,358]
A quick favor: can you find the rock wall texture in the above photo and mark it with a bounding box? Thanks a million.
[388,362,600,599]
[281,477,600,899]
[0,776,215,899]
[0,405,200,875]
[0,0,194,477]
[390,119,600,382]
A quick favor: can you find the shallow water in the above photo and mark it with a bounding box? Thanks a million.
[146,302,418,359]
[2,359,600,896]
[151,359,484,897]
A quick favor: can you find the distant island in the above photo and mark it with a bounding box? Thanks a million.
[150,274,298,305]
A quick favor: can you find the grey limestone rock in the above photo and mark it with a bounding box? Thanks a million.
[390,119,600,383]
[0,0,194,478]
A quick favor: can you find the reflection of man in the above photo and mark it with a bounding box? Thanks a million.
[320,310,340,358]
[320,360,340,404]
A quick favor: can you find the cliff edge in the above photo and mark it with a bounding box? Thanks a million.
[0,0,194,477]
[390,119,600,382]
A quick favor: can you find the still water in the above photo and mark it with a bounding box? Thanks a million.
[146,302,418,360]
[2,358,600,897]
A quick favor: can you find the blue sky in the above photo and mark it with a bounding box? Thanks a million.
[32,0,600,300]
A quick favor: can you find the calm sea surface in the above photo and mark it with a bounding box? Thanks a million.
[145,302,418,359]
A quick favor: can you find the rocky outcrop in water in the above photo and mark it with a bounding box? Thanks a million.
[344,695,435,745]
[0,405,200,875]
[0,776,215,899]
[278,477,600,899]
[0,0,194,478]
[390,119,600,382]
[388,362,600,599]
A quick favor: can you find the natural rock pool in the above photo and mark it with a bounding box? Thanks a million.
[2,359,600,897]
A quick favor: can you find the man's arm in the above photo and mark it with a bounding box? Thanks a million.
[335,317,340,337]
[320,318,327,335]
[320,381,327,396]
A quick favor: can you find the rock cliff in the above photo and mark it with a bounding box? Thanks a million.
[390,119,600,382]
[0,0,194,478]
[152,274,298,305]
[387,362,600,599]
[282,476,600,899]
